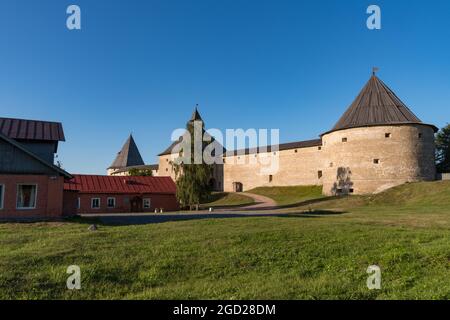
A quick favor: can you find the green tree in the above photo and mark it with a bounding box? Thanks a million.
[172,118,213,210]
[436,124,450,173]
[128,168,153,176]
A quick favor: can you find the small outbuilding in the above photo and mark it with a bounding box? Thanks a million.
[63,175,179,214]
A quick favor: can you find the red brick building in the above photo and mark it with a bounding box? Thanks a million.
[64,175,178,214]
[0,117,179,219]
[0,118,72,219]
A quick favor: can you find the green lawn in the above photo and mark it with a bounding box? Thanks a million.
[201,192,254,208]
[249,185,324,206]
[0,181,449,299]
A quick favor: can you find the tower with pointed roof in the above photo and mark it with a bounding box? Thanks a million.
[320,71,437,195]
[157,106,225,191]
[107,134,158,176]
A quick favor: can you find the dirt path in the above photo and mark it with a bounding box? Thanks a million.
[238,192,277,210]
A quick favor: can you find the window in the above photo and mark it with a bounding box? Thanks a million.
[373,159,380,164]
[143,198,151,209]
[318,146,322,151]
[165,168,168,172]
[349,188,354,193]
[342,137,347,142]
[77,197,80,209]
[17,184,37,209]
[0,184,4,209]
[294,149,298,153]
[91,198,100,209]
[418,133,423,139]
[223,158,226,163]
[107,197,116,208]
[269,175,273,183]
[318,171,323,179]
[385,133,391,138]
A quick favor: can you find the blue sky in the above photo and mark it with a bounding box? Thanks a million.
[1,0,449,174]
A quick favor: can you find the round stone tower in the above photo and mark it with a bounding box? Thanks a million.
[321,73,437,195]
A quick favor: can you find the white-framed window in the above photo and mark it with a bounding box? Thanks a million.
[143,198,151,209]
[16,184,37,209]
[0,184,4,210]
[77,197,80,209]
[107,197,116,208]
[91,198,101,209]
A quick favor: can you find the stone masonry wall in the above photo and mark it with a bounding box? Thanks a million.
[321,124,436,195]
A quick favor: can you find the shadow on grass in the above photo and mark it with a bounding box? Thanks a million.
[79,210,345,226]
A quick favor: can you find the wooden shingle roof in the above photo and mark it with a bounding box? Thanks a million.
[326,74,437,134]
[109,134,145,169]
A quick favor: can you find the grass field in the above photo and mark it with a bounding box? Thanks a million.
[201,192,254,208]
[0,181,449,299]
[249,185,324,206]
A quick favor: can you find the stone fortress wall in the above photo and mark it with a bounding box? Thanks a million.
[321,124,436,195]
[115,73,437,196]
[223,145,324,192]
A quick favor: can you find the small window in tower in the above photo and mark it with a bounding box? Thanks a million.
[223,158,226,163]
[269,175,273,183]
[165,168,168,172]
[373,159,380,164]
[318,170,323,179]
[342,137,347,143]
[318,146,322,151]
[385,133,391,138]
[349,188,354,193]
[418,133,423,139]
[294,149,298,153]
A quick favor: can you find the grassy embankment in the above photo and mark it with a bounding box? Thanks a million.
[0,181,449,299]
[201,192,255,208]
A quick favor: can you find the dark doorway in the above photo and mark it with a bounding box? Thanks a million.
[209,178,216,189]
[233,182,243,192]
[130,196,143,212]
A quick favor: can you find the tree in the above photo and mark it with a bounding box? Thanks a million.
[436,124,450,173]
[128,168,153,176]
[172,118,214,210]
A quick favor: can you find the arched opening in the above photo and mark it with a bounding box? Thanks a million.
[233,182,243,193]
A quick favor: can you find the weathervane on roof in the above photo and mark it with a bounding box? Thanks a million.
[372,67,380,76]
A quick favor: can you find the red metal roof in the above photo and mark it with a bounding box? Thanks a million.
[0,117,65,141]
[64,175,176,194]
